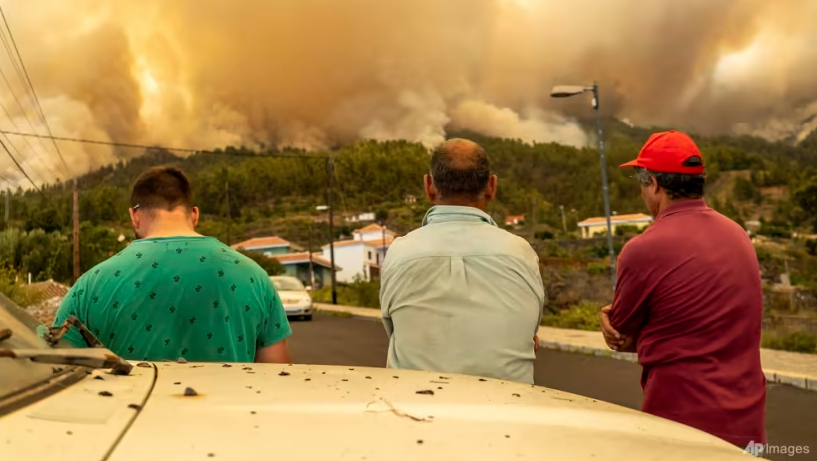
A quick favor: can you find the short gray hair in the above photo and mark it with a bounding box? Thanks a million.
[635,168,706,199]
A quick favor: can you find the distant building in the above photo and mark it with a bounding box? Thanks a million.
[230,236,302,256]
[323,224,396,282]
[23,280,71,326]
[345,212,376,223]
[231,236,336,288]
[404,194,417,204]
[272,252,340,289]
[745,220,761,232]
[577,213,653,239]
[505,215,525,227]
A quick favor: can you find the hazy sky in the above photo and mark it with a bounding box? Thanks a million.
[0,0,814,184]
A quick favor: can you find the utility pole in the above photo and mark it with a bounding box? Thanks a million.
[72,178,80,282]
[530,196,537,242]
[308,220,315,288]
[560,205,567,233]
[327,157,337,305]
[224,170,231,245]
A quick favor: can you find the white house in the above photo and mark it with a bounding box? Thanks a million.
[345,212,376,223]
[322,224,396,282]
[577,213,653,239]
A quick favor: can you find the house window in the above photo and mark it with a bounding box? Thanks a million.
[368,251,372,260]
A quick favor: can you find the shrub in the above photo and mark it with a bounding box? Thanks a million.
[236,249,285,275]
[806,239,817,257]
[535,230,554,240]
[762,331,817,354]
[312,277,380,308]
[615,225,639,236]
[586,262,609,275]
[540,301,602,331]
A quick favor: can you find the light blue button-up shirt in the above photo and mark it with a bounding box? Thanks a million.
[380,205,546,383]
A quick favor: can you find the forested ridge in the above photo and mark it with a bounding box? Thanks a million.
[2,119,817,286]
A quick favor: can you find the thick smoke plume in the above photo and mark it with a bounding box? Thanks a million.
[0,0,814,183]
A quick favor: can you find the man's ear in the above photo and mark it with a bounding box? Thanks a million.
[651,176,661,195]
[484,175,498,202]
[424,174,437,203]
[129,208,139,230]
[190,206,200,227]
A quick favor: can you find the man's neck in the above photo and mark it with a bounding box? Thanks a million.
[139,220,201,239]
[140,228,201,239]
[436,199,486,211]
[656,197,702,215]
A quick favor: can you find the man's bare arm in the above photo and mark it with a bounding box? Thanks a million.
[255,339,292,363]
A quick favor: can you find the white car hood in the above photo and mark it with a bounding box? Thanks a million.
[278,290,310,302]
[1,363,750,461]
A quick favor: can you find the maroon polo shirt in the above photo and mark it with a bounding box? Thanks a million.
[609,199,766,447]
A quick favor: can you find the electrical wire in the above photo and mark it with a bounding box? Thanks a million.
[0,5,70,171]
[0,129,330,159]
[0,136,54,205]
[0,100,59,181]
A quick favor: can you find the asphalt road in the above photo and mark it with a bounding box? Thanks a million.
[289,313,817,461]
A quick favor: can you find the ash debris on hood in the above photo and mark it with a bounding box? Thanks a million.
[136,362,151,368]
[278,371,290,376]
[176,357,187,363]
[365,397,434,423]
[98,391,113,397]
[184,387,198,396]
[416,390,434,395]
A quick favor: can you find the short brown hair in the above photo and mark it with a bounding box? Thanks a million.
[130,166,193,212]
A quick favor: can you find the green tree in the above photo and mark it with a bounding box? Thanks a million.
[793,176,817,231]
[733,176,760,203]
[236,249,285,275]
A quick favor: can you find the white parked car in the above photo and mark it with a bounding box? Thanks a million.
[0,296,752,461]
[271,275,313,320]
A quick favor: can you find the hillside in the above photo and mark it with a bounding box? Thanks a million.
[0,119,816,286]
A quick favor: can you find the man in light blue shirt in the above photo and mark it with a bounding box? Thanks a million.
[380,138,545,383]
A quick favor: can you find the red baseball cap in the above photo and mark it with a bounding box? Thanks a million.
[619,130,705,174]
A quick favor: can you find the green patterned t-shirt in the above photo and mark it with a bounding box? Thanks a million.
[53,236,292,362]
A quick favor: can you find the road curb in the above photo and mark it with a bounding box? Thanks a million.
[314,303,816,393]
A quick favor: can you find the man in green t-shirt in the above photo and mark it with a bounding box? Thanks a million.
[53,166,292,363]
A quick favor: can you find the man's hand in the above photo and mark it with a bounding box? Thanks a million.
[534,334,539,352]
[600,305,629,351]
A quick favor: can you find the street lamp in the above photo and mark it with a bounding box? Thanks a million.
[551,82,616,287]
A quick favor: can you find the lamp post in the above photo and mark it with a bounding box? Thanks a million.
[551,82,616,287]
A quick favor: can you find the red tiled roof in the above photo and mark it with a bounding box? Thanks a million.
[231,236,291,250]
[25,280,70,300]
[271,252,341,270]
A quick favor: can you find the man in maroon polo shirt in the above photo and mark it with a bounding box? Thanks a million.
[600,130,766,447]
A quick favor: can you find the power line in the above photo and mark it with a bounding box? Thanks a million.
[0,136,52,205]
[0,99,59,181]
[0,129,330,159]
[0,5,70,171]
